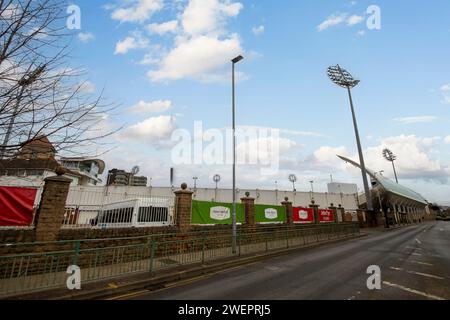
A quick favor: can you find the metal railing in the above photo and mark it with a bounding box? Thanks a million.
[0,223,360,297]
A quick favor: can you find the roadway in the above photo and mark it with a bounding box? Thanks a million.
[110,221,450,300]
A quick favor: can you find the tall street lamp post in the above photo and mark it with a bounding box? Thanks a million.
[327,65,374,215]
[231,55,243,254]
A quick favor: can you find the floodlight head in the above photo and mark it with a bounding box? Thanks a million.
[213,174,221,183]
[382,148,397,162]
[232,55,244,64]
[288,174,297,183]
[327,65,360,88]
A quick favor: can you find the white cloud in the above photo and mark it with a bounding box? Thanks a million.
[181,0,243,36]
[307,135,449,184]
[445,136,450,144]
[127,100,172,114]
[347,15,364,26]
[363,135,447,182]
[147,20,178,35]
[139,53,160,65]
[356,30,365,36]
[393,116,437,124]
[111,0,163,23]
[115,35,149,54]
[148,34,242,82]
[252,25,265,35]
[120,115,177,144]
[78,32,95,43]
[317,13,347,31]
[440,84,450,104]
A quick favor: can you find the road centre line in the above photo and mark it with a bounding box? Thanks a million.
[383,281,445,300]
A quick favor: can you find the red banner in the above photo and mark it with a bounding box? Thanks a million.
[0,186,37,226]
[293,207,314,224]
[319,209,335,223]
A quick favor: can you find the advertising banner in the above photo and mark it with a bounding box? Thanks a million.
[0,186,37,226]
[319,209,335,223]
[255,204,286,223]
[192,200,245,225]
[293,207,314,224]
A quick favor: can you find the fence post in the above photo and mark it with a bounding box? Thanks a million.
[35,168,72,242]
[201,235,206,264]
[72,240,80,266]
[285,225,289,248]
[149,237,156,274]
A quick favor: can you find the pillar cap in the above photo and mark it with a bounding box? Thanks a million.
[174,183,194,195]
[44,175,72,183]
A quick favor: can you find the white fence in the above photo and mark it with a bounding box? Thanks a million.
[63,187,174,229]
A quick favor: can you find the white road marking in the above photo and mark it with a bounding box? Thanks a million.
[406,271,444,280]
[411,253,422,256]
[390,266,444,280]
[390,267,404,271]
[409,261,434,267]
[398,258,433,266]
[383,281,445,300]
[415,238,422,245]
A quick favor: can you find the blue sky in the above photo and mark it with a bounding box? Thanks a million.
[68,0,450,204]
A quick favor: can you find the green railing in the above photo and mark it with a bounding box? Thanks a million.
[0,223,360,297]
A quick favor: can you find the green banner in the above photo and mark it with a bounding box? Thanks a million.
[192,200,245,225]
[255,204,286,223]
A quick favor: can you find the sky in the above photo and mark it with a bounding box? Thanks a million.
[66,0,450,204]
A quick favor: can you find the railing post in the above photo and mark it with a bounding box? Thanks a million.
[285,225,289,248]
[238,231,241,256]
[201,235,206,264]
[149,236,156,274]
[72,240,80,266]
[265,233,268,252]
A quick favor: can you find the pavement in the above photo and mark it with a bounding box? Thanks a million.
[108,221,450,300]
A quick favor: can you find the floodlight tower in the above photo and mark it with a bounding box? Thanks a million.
[289,174,297,192]
[383,148,399,184]
[327,65,373,212]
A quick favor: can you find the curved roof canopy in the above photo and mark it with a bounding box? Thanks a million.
[337,155,428,205]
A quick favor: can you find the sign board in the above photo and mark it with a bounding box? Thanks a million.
[192,200,244,225]
[293,207,314,224]
[0,186,37,226]
[255,205,286,223]
[319,209,335,223]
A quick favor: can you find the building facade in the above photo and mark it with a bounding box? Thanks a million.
[106,169,148,187]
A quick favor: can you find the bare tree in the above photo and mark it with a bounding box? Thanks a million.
[0,0,119,159]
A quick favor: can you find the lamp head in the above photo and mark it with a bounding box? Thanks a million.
[232,55,244,64]
[327,65,360,88]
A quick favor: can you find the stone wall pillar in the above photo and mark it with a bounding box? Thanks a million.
[174,183,193,232]
[241,192,256,225]
[35,174,72,242]
[337,205,347,223]
[328,204,338,223]
[309,201,320,224]
[356,209,366,228]
[282,197,293,225]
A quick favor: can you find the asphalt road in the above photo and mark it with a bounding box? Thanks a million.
[114,221,450,300]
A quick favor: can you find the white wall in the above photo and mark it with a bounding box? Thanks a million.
[66,185,359,210]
